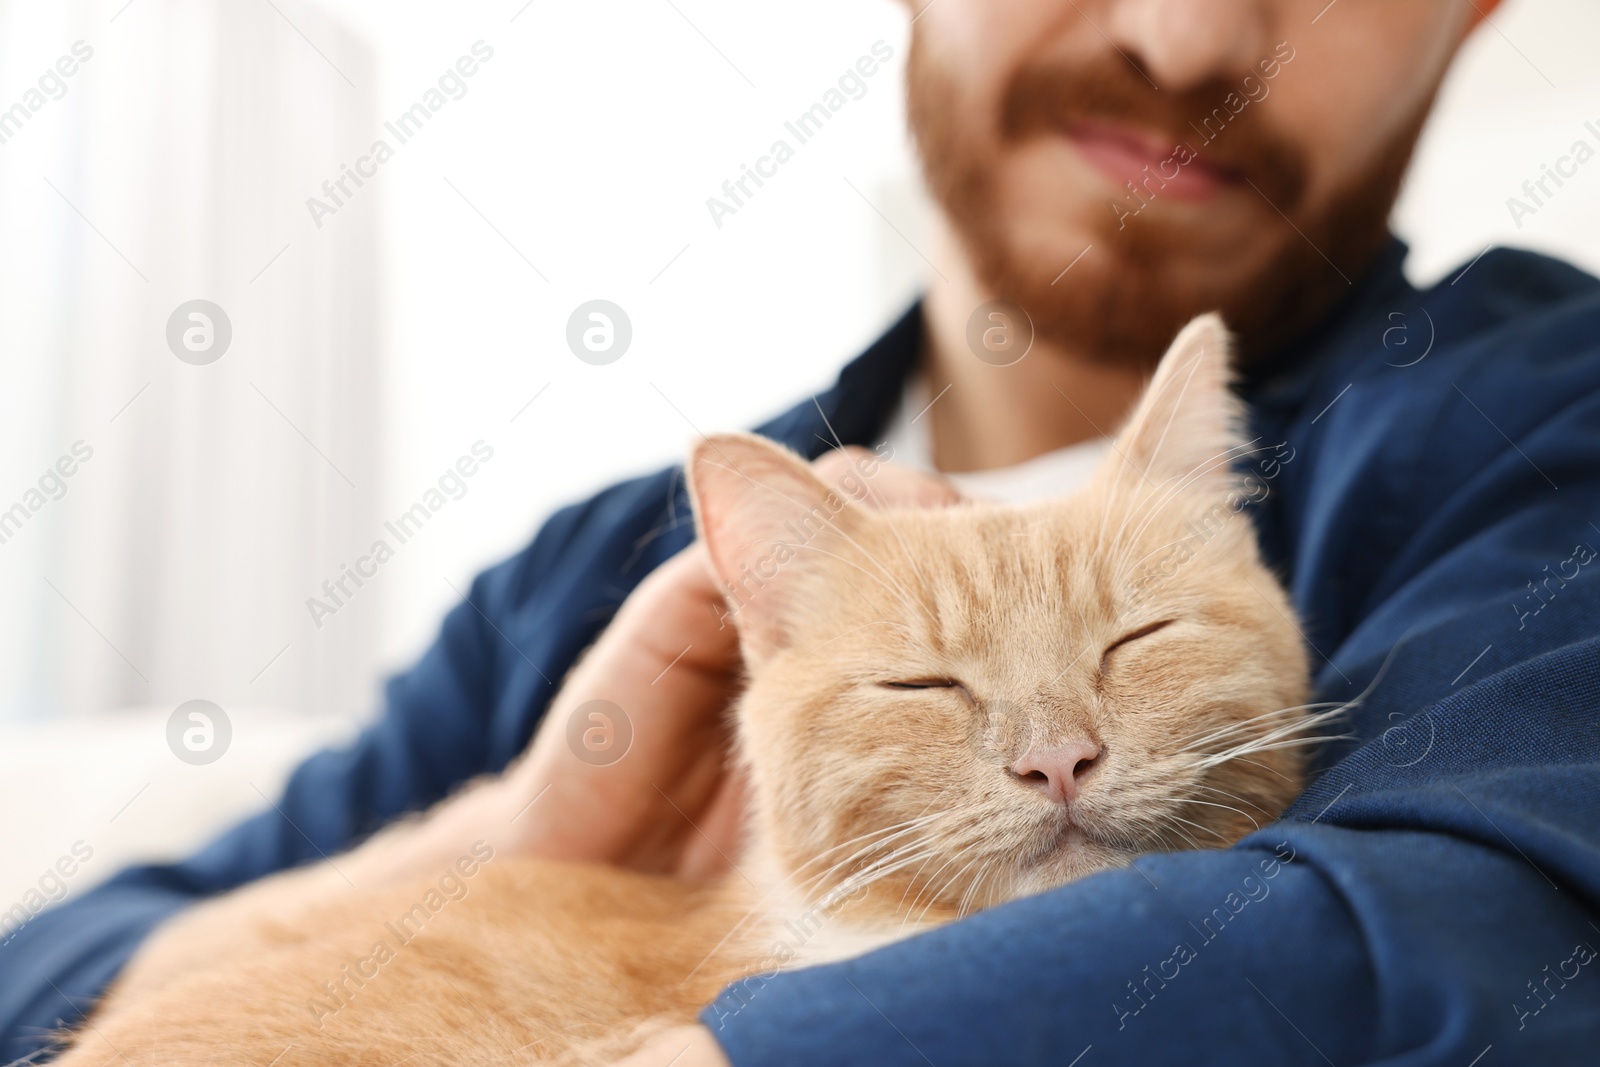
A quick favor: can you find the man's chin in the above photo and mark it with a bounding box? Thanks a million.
[944,151,1277,365]
[959,208,1260,370]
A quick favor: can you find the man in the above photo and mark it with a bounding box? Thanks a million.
[7,0,1600,1063]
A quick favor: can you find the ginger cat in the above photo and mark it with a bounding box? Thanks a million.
[54,315,1313,1066]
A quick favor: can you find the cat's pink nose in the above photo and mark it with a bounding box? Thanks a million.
[1008,740,1102,803]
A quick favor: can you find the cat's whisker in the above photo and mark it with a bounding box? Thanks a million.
[1187,731,1334,767]
[790,809,950,872]
[793,824,948,894]
[898,831,969,926]
[1160,795,1261,830]
[909,839,994,926]
[1170,701,1347,754]
[1148,811,1215,849]
[1223,755,1300,783]
[1108,795,1210,852]
[801,835,947,901]
[788,799,968,906]
[1194,729,1356,771]
[789,812,954,895]
[829,846,945,903]
[1172,700,1343,740]
[956,857,997,919]
[895,827,964,925]
[942,850,990,909]
[1189,781,1278,817]
[1187,705,1351,762]
[1160,820,1206,852]
[1188,636,1409,772]
[1168,704,1347,758]
[826,848,937,895]
[970,859,1007,917]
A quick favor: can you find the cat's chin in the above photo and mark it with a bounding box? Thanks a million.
[1009,833,1141,896]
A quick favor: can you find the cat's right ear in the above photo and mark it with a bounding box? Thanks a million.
[688,433,856,661]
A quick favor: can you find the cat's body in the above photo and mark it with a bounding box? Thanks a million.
[66,840,940,1066]
[55,315,1315,1066]
[69,858,839,1066]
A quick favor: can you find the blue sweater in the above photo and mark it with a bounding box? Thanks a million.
[5,240,1600,1065]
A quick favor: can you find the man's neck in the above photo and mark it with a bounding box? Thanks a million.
[919,221,1146,474]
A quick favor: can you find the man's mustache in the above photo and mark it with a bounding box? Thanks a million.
[1001,57,1309,209]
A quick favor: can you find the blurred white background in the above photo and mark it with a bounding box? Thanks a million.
[0,0,1597,899]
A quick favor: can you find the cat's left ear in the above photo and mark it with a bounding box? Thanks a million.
[1106,313,1247,492]
[688,433,860,661]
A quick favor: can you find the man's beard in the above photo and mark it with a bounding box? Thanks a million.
[907,33,1433,368]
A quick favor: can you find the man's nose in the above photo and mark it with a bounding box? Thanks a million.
[1099,0,1272,91]
[1008,739,1103,803]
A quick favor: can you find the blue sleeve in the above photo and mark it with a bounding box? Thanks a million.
[0,471,690,1062]
[704,320,1600,1063]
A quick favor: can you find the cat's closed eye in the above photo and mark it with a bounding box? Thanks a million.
[880,679,976,704]
[1099,619,1176,671]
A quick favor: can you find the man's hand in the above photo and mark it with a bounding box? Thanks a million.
[498,540,750,877]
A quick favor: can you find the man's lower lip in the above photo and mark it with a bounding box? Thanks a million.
[1066,125,1234,202]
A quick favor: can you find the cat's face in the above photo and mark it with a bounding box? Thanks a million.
[690,315,1311,920]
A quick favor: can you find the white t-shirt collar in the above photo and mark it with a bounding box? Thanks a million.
[878,379,1113,505]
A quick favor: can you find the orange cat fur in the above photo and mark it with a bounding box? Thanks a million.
[54,314,1313,1066]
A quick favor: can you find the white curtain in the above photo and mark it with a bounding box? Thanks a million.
[0,0,386,721]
